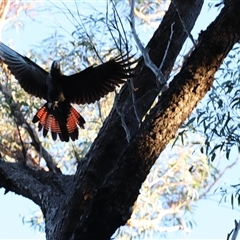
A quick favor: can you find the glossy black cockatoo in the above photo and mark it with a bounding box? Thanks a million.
[0,42,135,142]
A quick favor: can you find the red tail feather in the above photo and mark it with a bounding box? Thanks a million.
[33,101,85,142]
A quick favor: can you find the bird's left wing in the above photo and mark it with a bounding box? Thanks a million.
[62,54,136,104]
[0,42,49,99]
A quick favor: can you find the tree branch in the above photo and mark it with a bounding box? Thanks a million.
[227,219,240,240]
[51,1,204,239]
[129,0,167,85]
[0,82,60,173]
[0,160,67,206]
[171,0,196,47]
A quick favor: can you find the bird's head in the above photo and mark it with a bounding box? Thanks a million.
[50,60,62,77]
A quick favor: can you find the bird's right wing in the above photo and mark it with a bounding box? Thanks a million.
[62,53,137,104]
[0,41,49,99]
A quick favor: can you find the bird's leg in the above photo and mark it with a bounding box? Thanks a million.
[53,101,58,109]
[48,101,58,110]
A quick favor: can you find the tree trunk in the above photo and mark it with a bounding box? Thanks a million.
[1,1,240,240]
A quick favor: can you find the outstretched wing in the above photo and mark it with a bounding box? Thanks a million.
[62,54,136,104]
[0,41,48,99]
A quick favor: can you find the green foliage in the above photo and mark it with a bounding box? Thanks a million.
[113,129,223,239]
[186,45,240,163]
[216,183,240,210]
[22,210,45,233]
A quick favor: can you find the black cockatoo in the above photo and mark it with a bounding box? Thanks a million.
[0,42,135,142]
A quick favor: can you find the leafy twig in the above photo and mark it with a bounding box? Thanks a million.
[171,0,196,47]
[227,219,240,240]
[129,0,167,85]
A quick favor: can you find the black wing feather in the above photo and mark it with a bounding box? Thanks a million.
[62,54,136,104]
[0,41,48,99]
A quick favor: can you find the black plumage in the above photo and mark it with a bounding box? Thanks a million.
[0,42,135,141]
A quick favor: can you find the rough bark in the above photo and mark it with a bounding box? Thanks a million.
[1,0,240,240]
[54,1,204,239]
[0,161,70,206]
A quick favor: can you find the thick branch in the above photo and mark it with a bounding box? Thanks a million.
[46,1,240,240]
[76,0,203,187]
[0,160,66,206]
[83,1,240,238]
[0,158,74,220]
[50,1,204,239]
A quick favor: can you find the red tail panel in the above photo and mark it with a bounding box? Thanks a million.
[32,102,85,142]
[67,106,85,133]
[51,117,62,134]
[35,106,48,127]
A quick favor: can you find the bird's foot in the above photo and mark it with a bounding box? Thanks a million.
[48,101,58,110]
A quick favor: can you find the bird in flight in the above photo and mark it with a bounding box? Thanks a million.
[0,42,135,142]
